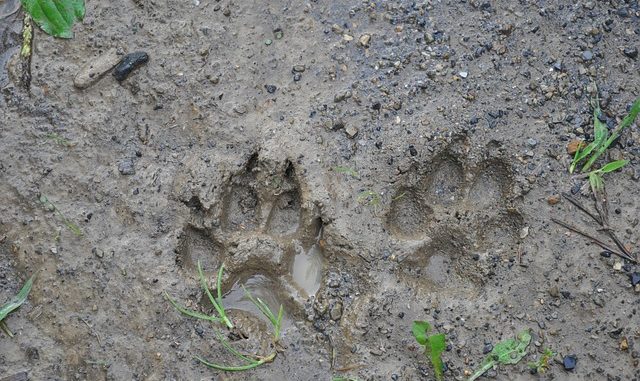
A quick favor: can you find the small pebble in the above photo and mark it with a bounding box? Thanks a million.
[526,138,538,147]
[582,50,593,61]
[359,34,371,47]
[330,302,343,320]
[563,355,577,371]
[631,272,640,287]
[600,251,612,258]
[620,337,629,351]
[409,145,418,156]
[482,343,493,354]
[265,84,277,94]
[459,71,468,78]
[345,126,358,139]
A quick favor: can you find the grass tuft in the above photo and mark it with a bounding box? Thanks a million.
[166,262,284,371]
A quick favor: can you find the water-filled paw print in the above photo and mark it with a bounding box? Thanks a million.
[387,143,523,288]
[174,153,324,333]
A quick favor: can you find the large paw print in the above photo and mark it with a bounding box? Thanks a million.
[175,153,324,331]
[386,144,523,288]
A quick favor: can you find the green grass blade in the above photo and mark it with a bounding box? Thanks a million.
[197,261,218,308]
[242,286,275,324]
[617,97,640,132]
[598,160,629,174]
[589,172,604,194]
[257,298,277,324]
[216,263,225,304]
[274,304,283,340]
[333,166,359,178]
[213,330,260,365]
[0,274,35,321]
[195,355,264,371]
[569,144,582,173]
[592,101,608,143]
[197,262,232,328]
[164,292,220,322]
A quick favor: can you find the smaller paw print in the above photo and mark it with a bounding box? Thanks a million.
[386,144,523,287]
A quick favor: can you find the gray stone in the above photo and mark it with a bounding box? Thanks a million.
[118,159,135,175]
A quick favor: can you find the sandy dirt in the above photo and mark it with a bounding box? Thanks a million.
[1,1,640,380]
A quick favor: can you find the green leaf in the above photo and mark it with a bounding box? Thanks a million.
[413,321,446,381]
[426,333,446,381]
[617,97,640,132]
[598,160,629,174]
[412,320,431,345]
[592,103,608,145]
[0,274,35,322]
[493,330,531,365]
[468,330,531,381]
[20,0,85,38]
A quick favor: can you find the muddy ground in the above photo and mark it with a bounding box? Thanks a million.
[1,1,640,380]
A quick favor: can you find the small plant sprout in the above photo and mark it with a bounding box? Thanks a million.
[39,195,82,236]
[528,347,555,374]
[333,166,359,179]
[412,321,446,381]
[356,190,382,212]
[467,329,531,381]
[570,94,640,182]
[165,262,284,371]
[1,274,35,337]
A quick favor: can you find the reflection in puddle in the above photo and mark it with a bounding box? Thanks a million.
[222,275,290,326]
[292,243,324,297]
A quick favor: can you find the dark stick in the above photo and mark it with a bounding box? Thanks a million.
[551,218,637,263]
[561,193,601,225]
[562,192,635,260]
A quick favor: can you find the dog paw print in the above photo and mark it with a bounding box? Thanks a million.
[174,153,324,331]
[386,144,523,288]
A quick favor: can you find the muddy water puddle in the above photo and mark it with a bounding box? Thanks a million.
[221,275,291,325]
[291,242,324,297]
[222,234,325,329]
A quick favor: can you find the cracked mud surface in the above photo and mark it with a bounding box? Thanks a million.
[1,1,640,380]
